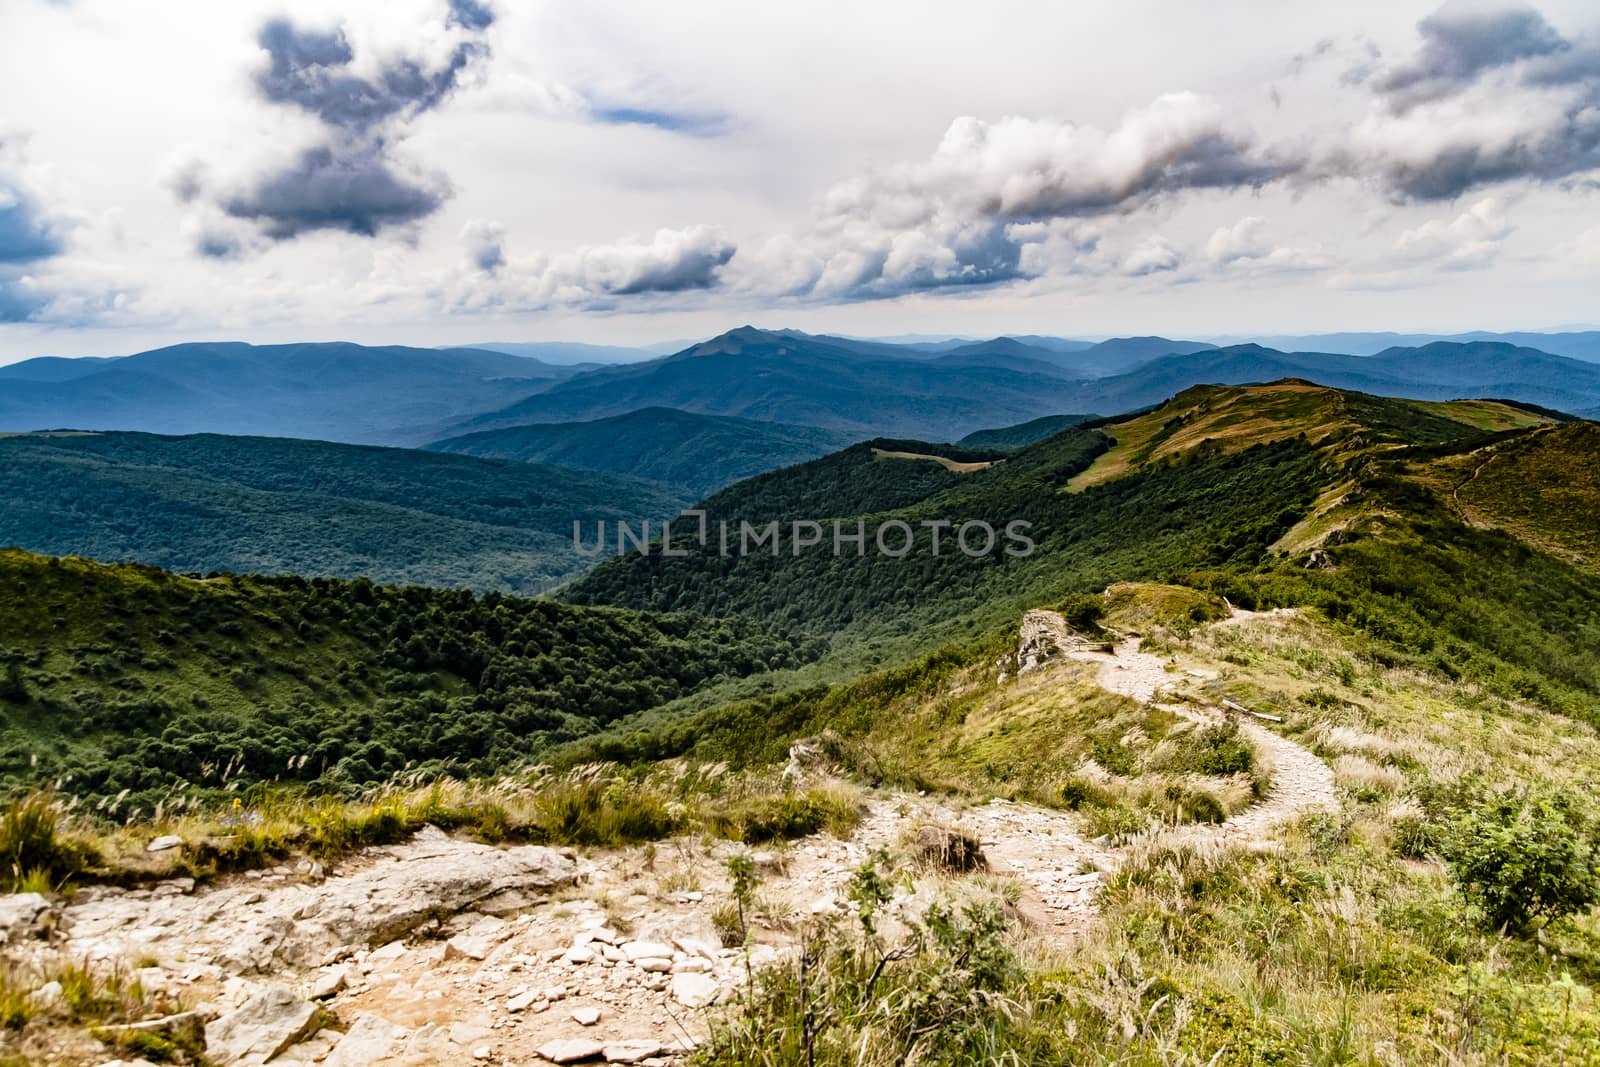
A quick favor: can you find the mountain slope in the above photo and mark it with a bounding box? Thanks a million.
[1074,341,1600,414]
[958,414,1095,451]
[0,431,689,591]
[441,327,1100,440]
[429,407,858,498]
[1232,329,1600,362]
[563,383,1599,716]
[0,549,808,806]
[0,341,577,445]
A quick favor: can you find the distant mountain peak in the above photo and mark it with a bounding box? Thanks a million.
[680,325,785,357]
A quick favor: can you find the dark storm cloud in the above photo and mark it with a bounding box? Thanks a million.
[223,143,449,239]
[1350,3,1600,201]
[607,234,735,294]
[1374,4,1568,110]
[206,2,493,243]
[253,16,489,132]
[0,181,61,265]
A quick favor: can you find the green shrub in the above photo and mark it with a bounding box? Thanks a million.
[1058,593,1105,634]
[1187,720,1254,777]
[1441,787,1599,932]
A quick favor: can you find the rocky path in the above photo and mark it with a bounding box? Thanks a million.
[1023,608,1339,838]
[3,607,1337,1067]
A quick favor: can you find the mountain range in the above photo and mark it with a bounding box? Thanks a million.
[5,330,1597,451]
[0,341,577,445]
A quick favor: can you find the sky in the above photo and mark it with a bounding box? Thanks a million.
[1,0,1599,362]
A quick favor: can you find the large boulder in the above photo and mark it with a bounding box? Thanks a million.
[203,985,322,1066]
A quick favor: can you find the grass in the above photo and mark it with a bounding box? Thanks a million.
[1426,422,1600,568]
[697,605,1600,1065]
[0,956,199,1065]
[0,765,865,889]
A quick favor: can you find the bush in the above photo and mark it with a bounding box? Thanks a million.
[1187,720,1254,777]
[1441,787,1600,932]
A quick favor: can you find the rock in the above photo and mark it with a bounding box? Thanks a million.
[369,940,408,961]
[29,980,63,1009]
[506,989,541,1012]
[203,985,322,1066]
[564,944,597,965]
[603,1040,663,1063]
[620,941,674,962]
[450,1022,492,1046]
[186,829,581,973]
[0,893,52,942]
[537,1037,604,1063]
[634,957,671,973]
[672,937,719,960]
[579,926,620,945]
[671,957,710,974]
[321,1013,409,1067]
[913,825,986,872]
[670,971,720,1009]
[146,835,183,853]
[308,965,348,1000]
[445,933,492,961]
[571,1005,602,1026]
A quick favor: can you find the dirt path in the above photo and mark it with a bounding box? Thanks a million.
[1023,609,1338,838]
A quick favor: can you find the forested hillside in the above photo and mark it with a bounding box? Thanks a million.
[0,550,813,811]
[565,384,1600,716]
[0,431,689,591]
[429,407,856,497]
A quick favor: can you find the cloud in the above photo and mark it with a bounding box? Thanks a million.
[728,92,1295,302]
[221,142,449,239]
[1374,3,1568,111]
[1204,215,1330,273]
[1328,195,1514,289]
[825,94,1291,226]
[1335,2,1600,200]
[447,225,735,311]
[0,143,66,322]
[462,219,505,272]
[1121,236,1181,276]
[1206,216,1272,263]
[187,2,494,245]
[0,179,61,266]
[1391,195,1513,268]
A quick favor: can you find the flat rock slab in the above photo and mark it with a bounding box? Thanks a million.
[60,827,580,975]
[603,1039,663,1063]
[204,984,321,1066]
[537,1037,604,1063]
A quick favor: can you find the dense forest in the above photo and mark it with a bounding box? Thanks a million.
[0,431,689,591]
[0,550,814,810]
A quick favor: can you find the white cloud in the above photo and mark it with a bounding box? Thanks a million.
[1122,236,1181,276]
[446,224,735,311]
[1392,195,1514,268]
